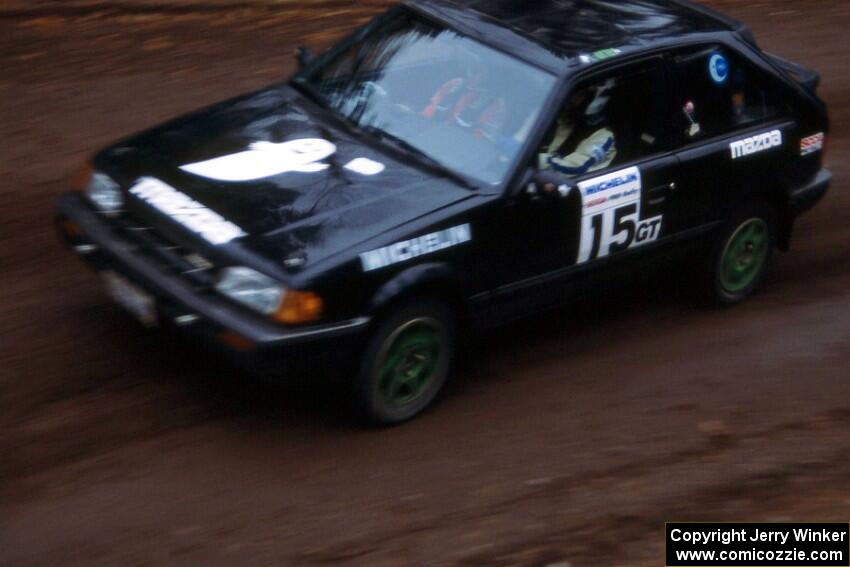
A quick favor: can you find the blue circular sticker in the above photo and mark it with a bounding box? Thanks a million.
[709,53,729,84]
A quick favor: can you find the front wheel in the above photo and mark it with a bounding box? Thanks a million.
[705,203,776,305]
[354,298,456,425]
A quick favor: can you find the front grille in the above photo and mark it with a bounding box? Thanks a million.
[111,217,217,290]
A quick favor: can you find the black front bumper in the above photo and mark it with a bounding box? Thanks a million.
[56,193,370,375]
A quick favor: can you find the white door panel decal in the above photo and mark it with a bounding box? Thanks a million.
[576,166,663,264]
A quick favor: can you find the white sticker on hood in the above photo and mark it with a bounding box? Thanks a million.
[181,138,385,182]
[181,139,335,181]
[130,177,246,245]
[344,157,386,176]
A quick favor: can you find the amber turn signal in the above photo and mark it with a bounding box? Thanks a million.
[72,162,94,192]
[59,219,84,237]
[273,290,324,325]
[218,331,256,352]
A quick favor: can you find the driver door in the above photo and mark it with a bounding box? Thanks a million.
[477,57,677,323]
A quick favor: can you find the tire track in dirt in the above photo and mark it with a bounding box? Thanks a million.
[297,410,850,565]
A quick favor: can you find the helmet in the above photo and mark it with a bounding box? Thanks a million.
[585,78,617,125]
[461,50,486,86]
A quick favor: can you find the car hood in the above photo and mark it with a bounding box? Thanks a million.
[98,84,474,269]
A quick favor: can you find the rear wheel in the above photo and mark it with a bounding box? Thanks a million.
[705,203,776,305]
[355,298,456,425]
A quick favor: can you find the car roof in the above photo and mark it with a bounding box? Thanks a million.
[407,0,755,73]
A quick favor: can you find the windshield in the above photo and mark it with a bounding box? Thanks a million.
[298,9,557,186]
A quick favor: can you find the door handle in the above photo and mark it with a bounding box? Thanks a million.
[647,182,675,206]
[647,183,673,196]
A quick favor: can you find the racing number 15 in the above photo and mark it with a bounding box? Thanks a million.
[581,204,663,263]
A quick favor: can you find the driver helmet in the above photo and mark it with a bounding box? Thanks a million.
[585,78,617,125]
[461,50,487,90]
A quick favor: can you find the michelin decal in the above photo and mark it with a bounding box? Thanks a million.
[360,225,472,272]
[181,138,386,182]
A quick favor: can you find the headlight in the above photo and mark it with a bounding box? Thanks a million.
[215,266,324,324]
[215,267,286,316]
[85,172,124,214]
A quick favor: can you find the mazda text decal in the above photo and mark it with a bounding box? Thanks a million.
[181,138,386,182]
[360,225,472,272]
[730,130,783,160]
[577,166,663,264]
[130,178,246,245]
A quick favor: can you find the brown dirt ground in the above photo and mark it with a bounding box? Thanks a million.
[1,1,849,565]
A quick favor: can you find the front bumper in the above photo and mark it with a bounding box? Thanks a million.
[55,192,370,374]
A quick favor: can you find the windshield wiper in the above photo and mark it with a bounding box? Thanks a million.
[361,125,477,190]
[291,78,332,110]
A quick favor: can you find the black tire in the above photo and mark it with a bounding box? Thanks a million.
[702,202,777,306]
[354,298,456,426]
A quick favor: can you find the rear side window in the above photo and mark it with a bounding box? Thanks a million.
[674,46,781,142]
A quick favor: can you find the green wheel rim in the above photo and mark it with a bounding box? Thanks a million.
[719,218,769,294]
[377,318,443,407]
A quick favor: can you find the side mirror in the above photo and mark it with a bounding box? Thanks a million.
[518,168,572,201]
[295,46,316,70]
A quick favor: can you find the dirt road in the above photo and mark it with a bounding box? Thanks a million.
[1,1,849,565]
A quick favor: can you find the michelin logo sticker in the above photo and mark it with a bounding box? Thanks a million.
[580,167,641,216]
[181,138,385,182]
[709,53,729,84]
[360,225,472,272]
[130,177,246,245]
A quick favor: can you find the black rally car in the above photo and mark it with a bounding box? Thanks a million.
[57,0,830,424]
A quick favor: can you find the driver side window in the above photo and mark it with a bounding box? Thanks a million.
[537,61,667,177]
